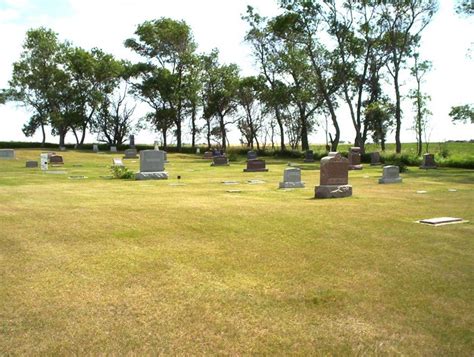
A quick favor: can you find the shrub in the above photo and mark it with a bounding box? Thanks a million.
[110,165,135,179]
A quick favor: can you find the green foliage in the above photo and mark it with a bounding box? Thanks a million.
[449,104,474,124]
[110,165,134,179]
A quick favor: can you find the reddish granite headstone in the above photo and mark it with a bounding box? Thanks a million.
[49,155,64,165]
[315,152,352,198]
[348,147,363,170]
[243,159,268,172]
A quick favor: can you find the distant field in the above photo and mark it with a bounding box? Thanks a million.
[0,149,473,355]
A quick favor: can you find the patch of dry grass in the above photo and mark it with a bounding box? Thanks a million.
[0,149,473,354]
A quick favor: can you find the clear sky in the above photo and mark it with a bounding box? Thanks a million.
[0,0,472,145]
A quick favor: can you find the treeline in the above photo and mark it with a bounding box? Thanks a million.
[2,0,471,155]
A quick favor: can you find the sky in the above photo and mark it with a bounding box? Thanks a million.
[0,0,472,146]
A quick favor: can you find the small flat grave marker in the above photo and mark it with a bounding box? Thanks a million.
[222,181,239,185]
[448,188,457,192]
[68,176,87,180]
[226,190,242,193]
[247,179,265,184]
[416,190,427,194]
[45,171,67,175]
[418,217,467,226]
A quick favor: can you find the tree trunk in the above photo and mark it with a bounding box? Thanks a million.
[394,73,402,154]
[40,123,46,147]
[219,113,226,150]
[191,104,197,148]
[275,108,285,151]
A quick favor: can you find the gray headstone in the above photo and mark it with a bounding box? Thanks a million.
[93,144,99,152]
[196,148,201,154]
[0,149,15,159]
[247,151,258,160]
[279,167,304,188]
[154,141,159,150]
[26,161,38,168]
[123,148,138,159]
[139,150,165,172]
[110,146,117,152]
[379,165,402,184]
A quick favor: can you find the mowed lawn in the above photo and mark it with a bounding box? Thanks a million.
[1,149,473,355]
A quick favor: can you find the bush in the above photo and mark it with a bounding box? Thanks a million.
[110,165,135,179]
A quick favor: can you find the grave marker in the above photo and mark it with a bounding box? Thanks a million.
[279,167,304,188]
[315,152,352,198]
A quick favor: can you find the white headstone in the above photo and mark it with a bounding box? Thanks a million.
[112,158,124,167]
[196,148,200,154]
[154,141,159,150]
[40,153,49,171]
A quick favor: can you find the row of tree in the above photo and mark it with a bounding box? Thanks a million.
[1,0,472,155]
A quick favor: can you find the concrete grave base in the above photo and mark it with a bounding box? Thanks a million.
[135,171,168,180]
[349,165,363,170]
[315,184,352,198]
[379,177,402,184]
[279,181,305,189]
[419,165,437,169]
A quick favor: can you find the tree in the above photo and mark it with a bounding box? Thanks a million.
[449,104,474,124]
[243,7,288,151]
[125,18,197,151]
[364,100,395,151]
[279,0,342,151]
[409,53,432,156]
[93,84,136,145]
[201,50,240,150]
[380,0,437,153]
[65,47,124,146]
[455,0,474,15]
[8,27,67,146]
[236,76,266,149]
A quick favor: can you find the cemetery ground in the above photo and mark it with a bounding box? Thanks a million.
[0,149,473,355]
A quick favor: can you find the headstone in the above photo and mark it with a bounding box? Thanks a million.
[304,150,315,163]
[129,135,135,148]
[135,150,168,180]
[420,153,437,169]
[203,151,214,159]
[40,153,49,171]
[348,147,363,170]
[315,152,352,199]
[110,146,117,153]
[93,144,99,152]
[247,150,257,160]
[0,149,15,159]
[112,158,124,167]
[25,161,38,168]
[279,167,304,188]
[212,149,222,157]
[123,148,138,159]
[370,152,381,166]
[243,159,268,172]
[211,156,229,166]
[59,146,66,151]
[378,165,402,184]
[50,155,64,165]
[163,151,168,163]
[196,148,201,154]
[154,141,159,150]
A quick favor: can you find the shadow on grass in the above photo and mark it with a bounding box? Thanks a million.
[405,167,474,185]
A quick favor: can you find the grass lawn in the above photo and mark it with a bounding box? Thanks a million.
[1,149,473,355]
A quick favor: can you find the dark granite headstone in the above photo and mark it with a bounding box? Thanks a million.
[420,153,437,169]
[370,152,381,166]
[211,156,229,166]
[26,161,38,168]
[129,135,135,148]
[203,151,214,159]
[243,159,268,172]
[304,150,315,163]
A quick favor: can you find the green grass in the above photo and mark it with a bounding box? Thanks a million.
[1,149,473,355]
